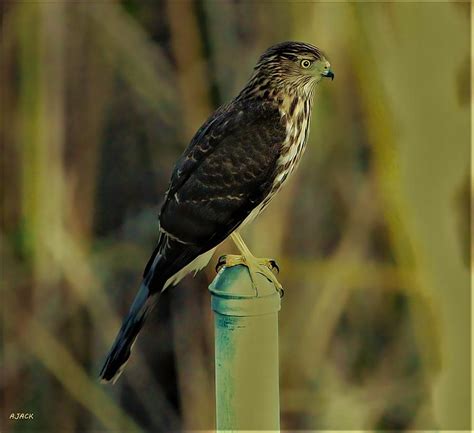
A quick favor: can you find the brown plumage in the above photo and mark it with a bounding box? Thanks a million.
[100,41,334,383]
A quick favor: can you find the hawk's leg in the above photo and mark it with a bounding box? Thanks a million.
[216,232,283,297]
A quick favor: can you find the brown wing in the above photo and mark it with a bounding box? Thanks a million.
[159,99,286,248]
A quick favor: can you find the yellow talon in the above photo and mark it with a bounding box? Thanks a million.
[216,232,284,297]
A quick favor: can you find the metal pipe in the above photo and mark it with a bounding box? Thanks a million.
[209,264,281,432]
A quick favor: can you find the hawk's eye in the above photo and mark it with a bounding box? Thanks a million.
[300,59,312,69]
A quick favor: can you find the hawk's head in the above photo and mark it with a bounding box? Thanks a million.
[252,41,334,97]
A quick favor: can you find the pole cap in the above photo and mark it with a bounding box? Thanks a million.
[209,265,281,317]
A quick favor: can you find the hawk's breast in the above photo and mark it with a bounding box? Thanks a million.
[259,95,313,211]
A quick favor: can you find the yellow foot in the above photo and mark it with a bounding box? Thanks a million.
[216,254,284,297]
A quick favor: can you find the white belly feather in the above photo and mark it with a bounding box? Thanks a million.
[163,247,216,289]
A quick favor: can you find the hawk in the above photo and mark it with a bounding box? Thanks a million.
[100,41,334,383]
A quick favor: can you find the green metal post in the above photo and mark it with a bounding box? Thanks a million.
[209,264,281,432]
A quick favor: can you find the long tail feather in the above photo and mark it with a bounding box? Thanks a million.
[99,281,159,384]
[99,235,203,384]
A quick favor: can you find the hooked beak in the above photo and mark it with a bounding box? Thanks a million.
[322,68,334,80]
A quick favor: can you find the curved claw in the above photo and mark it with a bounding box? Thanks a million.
[268,259,280,274]
[215,255,227,273]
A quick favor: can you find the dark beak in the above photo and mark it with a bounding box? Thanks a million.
[322,69,334,80]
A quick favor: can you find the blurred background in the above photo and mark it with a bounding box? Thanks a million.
[0,1,471,432]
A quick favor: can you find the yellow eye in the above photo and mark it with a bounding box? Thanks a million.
[300,59,312,69]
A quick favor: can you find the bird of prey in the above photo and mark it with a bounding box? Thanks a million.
[100,41,334,383]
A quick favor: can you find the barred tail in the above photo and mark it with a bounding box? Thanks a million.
[99,281,160,384]
[99,235,203,384]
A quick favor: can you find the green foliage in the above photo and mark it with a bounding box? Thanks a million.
[0,1,470,431]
